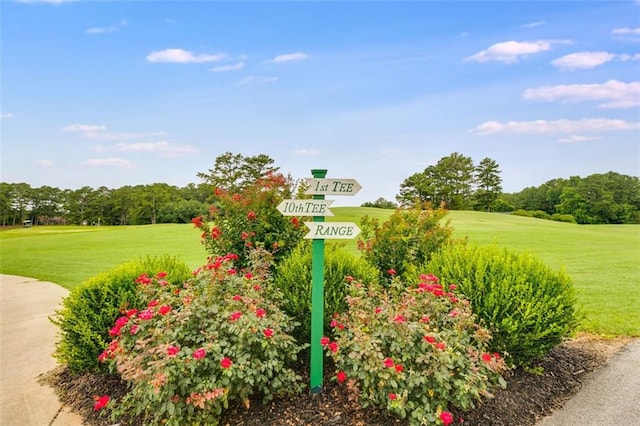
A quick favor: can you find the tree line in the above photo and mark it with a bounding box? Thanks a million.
[1,151,638,226]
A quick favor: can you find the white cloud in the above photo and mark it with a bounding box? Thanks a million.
[86,19,128,35]
[146,49,226,63]
[108,141,199,157]
[523,80,640,109]
[522,21,545,28]
[238,76,278,85]
[465,39,571,63]
[612,27,640,35]
[114,141,170,152]
[63,123,107,132]
[18,0,76,4]
[210,61,244,72]
[558,135,603,143]
[37,160,54,167]
[292,148,321,156]
[470,118,640,135]
[551,51,619,69]
[0,112,14,119]
[81,158,132,168]
[267,52,310,64]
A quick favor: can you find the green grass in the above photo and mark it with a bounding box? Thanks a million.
[1,209,638,336]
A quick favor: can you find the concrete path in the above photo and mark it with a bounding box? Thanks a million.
[0,274,83,426]
[538,338,640,426]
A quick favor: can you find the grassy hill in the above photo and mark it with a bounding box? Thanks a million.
[1,208,638,336]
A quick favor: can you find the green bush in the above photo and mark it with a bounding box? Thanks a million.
[324,275,507,425]
[511,209,551,220]
[273,241,378,343]
[51,255,192,374]
[551,213,577,224]
[357,204,453,283]
[102,250,305,426]
[421,243,579,366]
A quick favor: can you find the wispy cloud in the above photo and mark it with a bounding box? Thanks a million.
[611,27,640,42]
[465,39,571,63]
[0,112,14,119]
[470,118,640,135]
[63,123,107,133]
[551,51,640,70]
[238,76,278,85]
[147,49,226,63]
[522,21,545,28]
[267,52,310,64]
[523,80,640,109]
[112,141,200,157]
[210,61,244,72]
[86,19,128,35]
[18,0,76,4]
[292,148,321,156]
[37,160,54,167]
[81,158,132,168]
[63,124,165,140]
[558,135,603,144]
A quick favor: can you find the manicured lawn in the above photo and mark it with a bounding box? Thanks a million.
[1,209,638,336]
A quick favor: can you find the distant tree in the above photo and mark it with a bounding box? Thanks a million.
[361,197,397,209]
[197,152,279,192]
[474,157,502,211]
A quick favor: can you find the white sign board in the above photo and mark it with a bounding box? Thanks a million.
[304,178,362,196]
[303,222,361,239]
[277,199,334,216]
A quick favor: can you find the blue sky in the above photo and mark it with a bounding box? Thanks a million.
[2,0,639,206]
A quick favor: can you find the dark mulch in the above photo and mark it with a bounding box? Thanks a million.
[39,335,632,426]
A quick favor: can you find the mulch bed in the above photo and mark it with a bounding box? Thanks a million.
[39,335,632,426]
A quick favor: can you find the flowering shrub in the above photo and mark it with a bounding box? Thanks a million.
[357,203,453,283]
[101,249,305,426]
[324,274,508,425]
[192,171,305,269]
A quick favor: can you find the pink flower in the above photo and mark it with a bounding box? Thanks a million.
[336,371,347,383]
[320,336,330,346]
[232,294,242,301]
[345,275,354,282]
[394,315,406,323]
[449,284,457,290]
[245,272,253,279]
[263,328,274,338]
[93,395,109,411]
[220,357,232,368]
[98,351,108,362]
[448,310,459,318]
[328,342,338,353]
[440,411,454,426]
[435,342,447,351]
[193,348,206,360]
[374,307,383,314]
[158,305,172,316]
[129,324,139,335]
[167,346,179,357]
[387,268,396,276]
[148,299,159,308]
[138,309,154,320]
[115,316,129,327]
[241,231,249,240]
[247,211,257,220]
[420,315,430,323]
[227,268,237,275]
[255,308,266,318]
[253,284,262,291]
[229,311,242,321]
[388,393,397,400]
[125,308,138,318]
[383,358,395,368]
[108,326,121,337]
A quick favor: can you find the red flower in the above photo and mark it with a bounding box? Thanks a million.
[129,324,139,335]
[420,315,430,323]
[93,395,109,411]
[394,364,404,373]
[291,217,299,227]
[211,227,222,239]
[394,315,406,323]
[155,271,168,279]
[158,305,172,316]
[98,350,108,362]
[440,411,454,426]
[229,311,242,321]
[263,328,274,338]
[108,325,121,337]
[449,284,457,290]
[388,393,397,400]
[125,308,138,318]
[138,309,154,320]
[148,299,159,308]
[383,358,394,368]
[245,272,253,279]
[241,231,249,240]
[494,352,501,359]
[336,371,347,383]
[135,274,152,285]
[387,268,396,275]
[220,357,232,368]
[435,342,447,351]
[345,275,354,282]
[328,342,338,353]
[255,308,266,318]
[320,336,330,346]
[482,353,493,363]
[448,310,459,318]
[374,307,383,314]
[191,216,203,228]
[232,294,242,301]
[227,268,237,275]
[423,335,436,344]
[247,211,257,220]
[193,348,206,360]
[167,346,179,357]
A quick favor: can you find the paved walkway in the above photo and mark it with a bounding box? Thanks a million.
[0,275,83,426]
[1,273,638,426]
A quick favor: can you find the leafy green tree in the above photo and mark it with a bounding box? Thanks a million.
[474,157,502,211]
[197,152,279,192]
[361,197,397,209]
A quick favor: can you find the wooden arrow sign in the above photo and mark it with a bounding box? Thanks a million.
[304,178,362,196]
[277,199,334,216]
[303,222,361,239]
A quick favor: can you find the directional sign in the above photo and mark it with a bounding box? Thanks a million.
[277,199,334,216]
[303,222,361,239]
[305,178,362,196]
